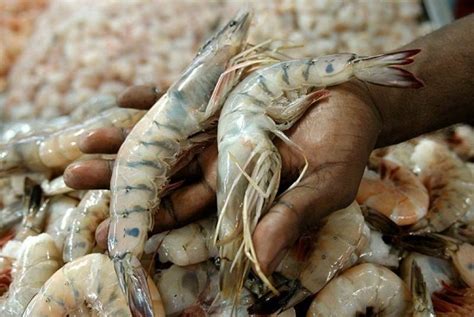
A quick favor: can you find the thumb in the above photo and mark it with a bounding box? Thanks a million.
[253,164,362,275]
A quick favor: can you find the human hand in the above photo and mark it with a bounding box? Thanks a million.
[64,81,382,274]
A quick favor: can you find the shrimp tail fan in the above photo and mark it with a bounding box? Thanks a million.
[114,254,154,317]
[353,49,424,88]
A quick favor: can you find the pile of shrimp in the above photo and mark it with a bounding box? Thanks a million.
[0,9,473,317]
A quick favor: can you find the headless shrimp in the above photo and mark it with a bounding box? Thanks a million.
[356,159,429,225]
[216,49,423,298]
[411,139,474,232]
[432,284,474,316]
[63,190,110,262]
[145,217,217,266]
[0,107,144,176]
[306,263,412,317]
[44,195,80,250]
[108,12,251,315]
[249,202,370,314]
[0,233,62,317]
[389,233,474,288]
[0,256,12,296]
[23,253,165,317]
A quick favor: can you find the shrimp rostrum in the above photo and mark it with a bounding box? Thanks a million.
[108,11,252,316]
[216,49,423,299]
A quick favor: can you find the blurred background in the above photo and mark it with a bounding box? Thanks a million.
[1,0,472,121]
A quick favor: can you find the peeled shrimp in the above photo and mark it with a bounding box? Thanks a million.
[249,202,370,314]
[357,159,429,225]
[107,12,251,314]
[216,48,423,297]
[0,107,144,176]
[306,263,412,317]
[23,253,165,317]
[411,139,474,232]
[145,217,217,266]
[63,190,110,262]
[0,233,62,317]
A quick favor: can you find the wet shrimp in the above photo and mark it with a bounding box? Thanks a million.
[0,233,62,317]
[145,217,217,266]
[108,11,252,315]
[389,233,474,288]
[40,175,74,196]
[216,48,423,298]
[249,202,370,314]
[356,159,429,225]
[44,195,80,250]
[307,263,412,317]
[63,190,110,262]
[0,107,144,176]
[411,139,474,232]
[0,95,117,144]
[23,253,165,317]
[0,256,13,296]
[14,180,46,241]
[408,261,436,317]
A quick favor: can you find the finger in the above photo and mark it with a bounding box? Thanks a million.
[64,159,113,189]
[117,85,162,110]
[79,127,128,154]
[95,218,110,250]
[153,178,216,232]
[94,179,216,248]
[253,165,362,275]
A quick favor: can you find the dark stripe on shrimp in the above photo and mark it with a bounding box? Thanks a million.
[303,59,315,81]
[281,64,290,85]
[126,160,163,170]
[140,139,180,152]
[257,75,274,97]
[238,92,265,107]
[119,205,149,217]
[152,120,182,135]
[118,184,154,193]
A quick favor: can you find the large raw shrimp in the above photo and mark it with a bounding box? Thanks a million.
[216,49,423,298]
[249,202,370,314]
[357,159,429,225]
[63,190,110,262]
[144,217,217,266]
[411,139,474,232]
[23,253,165,317]
[0,233,62,317]
[44,195,80,250]
[306,263,412,317]
[108,12,252,315]
[0,107,144,176]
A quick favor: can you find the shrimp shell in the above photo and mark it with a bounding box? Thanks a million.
[216,49,423,298]
[63,190,110,262]
[0,107,144,176]
[0,233,62,317]
[23,253,165,317]
[307,263,412,317]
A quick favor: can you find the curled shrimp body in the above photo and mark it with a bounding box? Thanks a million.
[0,233,62,317]
[249,202,370,314]
[0,107,144,176]
[307,263,412,317]
[356,159,429,225]
[145,217,217,266]
[44,195,80,250]
[107,11,251,315]
[23,253,165,317]
[411,139,474,232]
[63,190,110,262]
[216,49,423,297]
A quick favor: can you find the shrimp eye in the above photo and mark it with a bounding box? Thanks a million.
[229,20,237,27]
